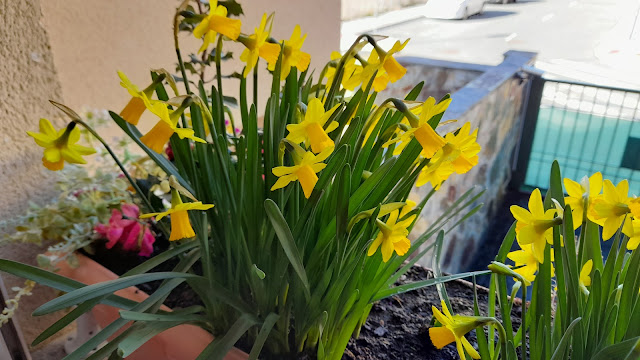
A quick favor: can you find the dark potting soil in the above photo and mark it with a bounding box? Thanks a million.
[343,265,522,360]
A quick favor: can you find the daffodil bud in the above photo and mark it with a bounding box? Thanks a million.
[488,261,523,280]
[389,98,419,127]
[168,96,193,123]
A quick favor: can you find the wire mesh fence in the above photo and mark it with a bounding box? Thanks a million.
[522,78,640,194]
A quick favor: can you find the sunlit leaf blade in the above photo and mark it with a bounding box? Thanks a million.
[33,272,199,315]
[373,270,491,301]
[0,259,137,310]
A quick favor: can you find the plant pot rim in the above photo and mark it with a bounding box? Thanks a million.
[56,252,249,360]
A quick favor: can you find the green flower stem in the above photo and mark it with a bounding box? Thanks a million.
[361,97,411,137]
[173,10,191,96]
[493,319,509,360]
[520,282,527,360]
[215,35,226,132]
[253,60,259,106]
[317,61,333,98]
[224,107,237,137]
[361,98,393,134]
[73,119,168,236]
[489,262,527,360]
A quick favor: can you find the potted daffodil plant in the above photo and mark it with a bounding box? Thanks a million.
[2,1,509,359]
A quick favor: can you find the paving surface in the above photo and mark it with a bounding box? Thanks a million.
[342,0,640,88]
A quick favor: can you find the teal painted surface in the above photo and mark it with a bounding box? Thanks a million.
[525,107,640,194]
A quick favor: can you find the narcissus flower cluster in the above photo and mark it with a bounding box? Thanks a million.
[507,172,639,285]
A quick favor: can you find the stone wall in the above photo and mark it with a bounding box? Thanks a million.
[0,0,72,347]
[380,57,489,102]
[394,51,536,272]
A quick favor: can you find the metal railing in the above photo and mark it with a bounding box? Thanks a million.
[513,74,640,194]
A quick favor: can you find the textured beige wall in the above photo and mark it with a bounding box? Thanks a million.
[41,0,341,115]
[0,0,72,347]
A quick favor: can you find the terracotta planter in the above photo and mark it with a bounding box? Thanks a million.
[56,253,248,360]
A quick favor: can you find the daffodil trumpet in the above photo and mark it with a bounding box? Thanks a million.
[429,300,507,360]
[140,96,207,153]
[237,13,281,78]
[271,146,333,198]
[285,98,340,154]
[140,190,214,241]
[267,25,311,80]
[191,0,242,53]
[367,203,416,262]
[118,72,166,125]
[588,179,632,240]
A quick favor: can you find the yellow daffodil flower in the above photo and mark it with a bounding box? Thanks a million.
[507,244,540,285]
[564,172,603,229]
[367,202,416,262]
[384,96,452,158]
[341,59,365,91]
[27,119,96,171]
[441,122,481,174]
[324,51,342,87]
[118,71,165,126]
[623,218,640,250]
[268,25,310,79]
[238,14,281,78]
[192,0,242,53]
[429,300,482,360]
[363,39,409,91]
[511,188,560,263]
[140,97,206,153]
[588,179,631,240]
[629,197,640,219]
[579,259,593,291]
[140,190,214,241]
[416,159,455,190]
[415,122,480,189]
[285,98,340,153]
[271,147,333,198]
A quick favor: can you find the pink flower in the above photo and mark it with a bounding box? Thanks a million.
[165,144,174,161]
[95,203,156,257]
